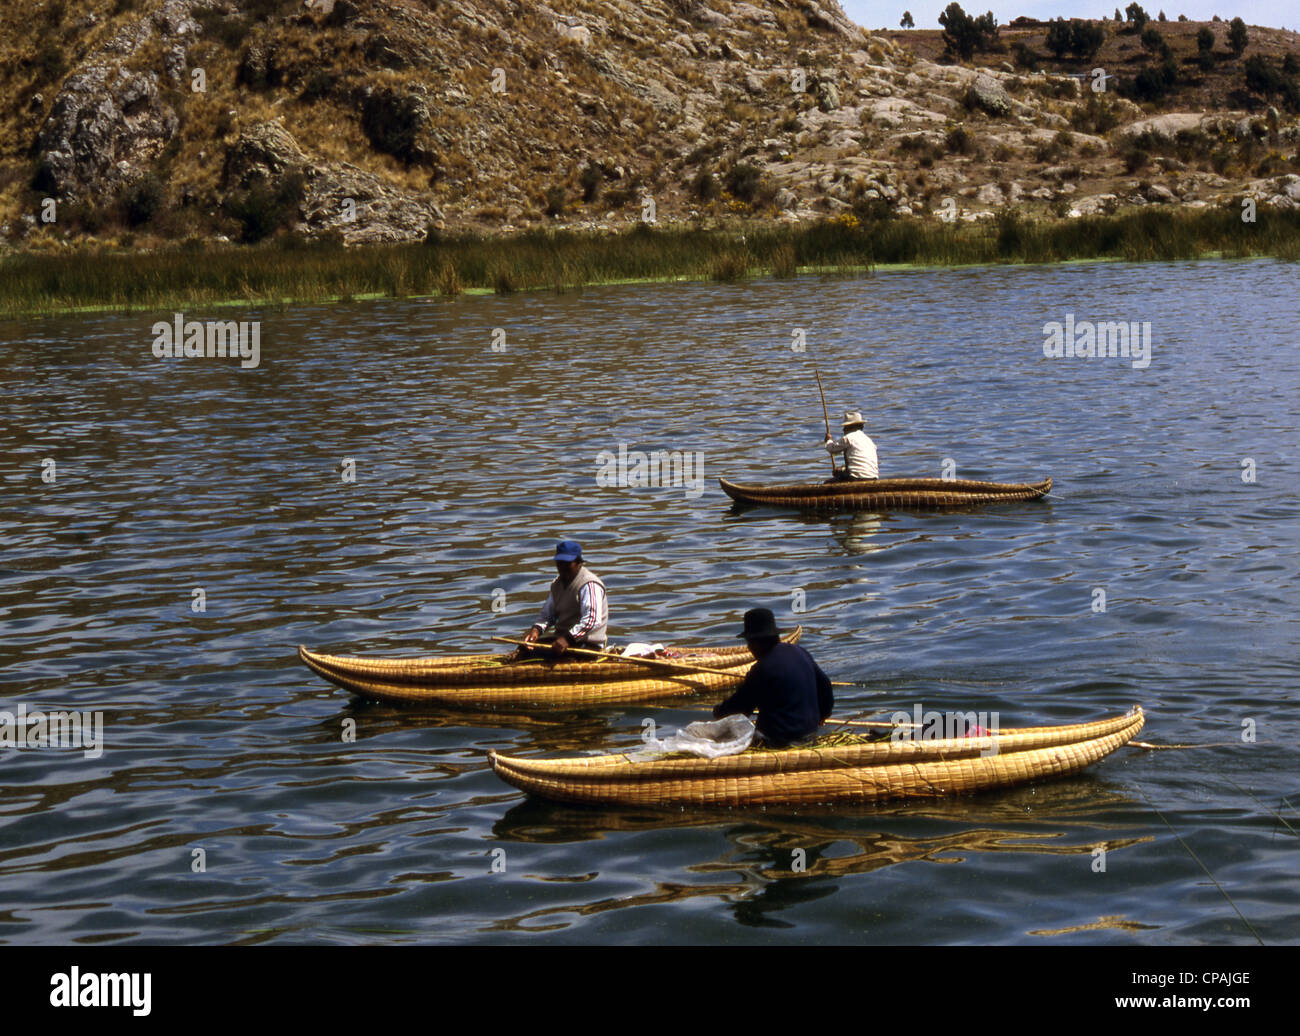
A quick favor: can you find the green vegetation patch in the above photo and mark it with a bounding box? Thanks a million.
[3,207,1300,319]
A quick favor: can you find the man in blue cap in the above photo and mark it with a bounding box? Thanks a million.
[514,540,609,658]
[713,607,833,747]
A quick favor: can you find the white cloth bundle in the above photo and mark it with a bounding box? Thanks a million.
[631,714,756,759]
[620,642,666,657]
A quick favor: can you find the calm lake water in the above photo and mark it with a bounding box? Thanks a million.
[2,258,1298,945]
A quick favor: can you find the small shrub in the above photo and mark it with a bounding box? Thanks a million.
[1227,17,1247,57]
[899,134,943,165]
[709,250,749,282]
[1012,41,1039,69]
[491,266,516,294]
[34,40,67,82]
[360,90,431,164]
[1128,57,1178,101]
[724,162,763,202]
[995,210,1026,256]
[243,0,298,21]
[437,261,462,296]
[770,243,797,277]
[61,200,109,235]
[946,124,975,154]
[1045,19,1072,59]
[852,194,896,222]
[1034,139,1063,163]
[692,169,719,200]
[224,172,304,243]
[1070,19,1106,58]
[300,69,335,102]
[1140,26,1165,53]
[197,10,253,48]
[579,163,602,203]
[1256,152,1287,177]
[121,174,165,227]
[605,184,638,209]
[1072,94,1120,134]
[1123,146,1150,172]
[544,186,565,217]
[685,142,718,164]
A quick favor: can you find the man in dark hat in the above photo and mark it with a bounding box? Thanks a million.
[513,540,608,658]
[713,608,833,747]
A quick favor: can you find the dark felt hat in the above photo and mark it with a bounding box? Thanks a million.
[738,607,781,640]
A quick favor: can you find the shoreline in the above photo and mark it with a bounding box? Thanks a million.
[2,210,1296,321]
[5,253,1262,321]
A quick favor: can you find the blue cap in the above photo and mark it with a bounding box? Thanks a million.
[554,540,583,562]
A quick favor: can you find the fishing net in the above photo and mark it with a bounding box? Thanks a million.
[631,714,756,759]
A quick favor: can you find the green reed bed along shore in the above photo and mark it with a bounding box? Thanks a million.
[2,207,1298,319]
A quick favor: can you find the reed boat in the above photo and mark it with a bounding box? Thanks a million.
[488,707,1144,807]
[719,476,1051,511]
[298,627,802,707]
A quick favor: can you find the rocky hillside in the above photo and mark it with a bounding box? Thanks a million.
[3,0,1299,249]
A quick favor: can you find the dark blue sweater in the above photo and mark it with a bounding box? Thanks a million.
[713,643,833,746]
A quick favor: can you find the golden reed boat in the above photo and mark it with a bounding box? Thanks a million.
[298,626,802,707]
[719,476,1052,511]
[488,707,1144,807]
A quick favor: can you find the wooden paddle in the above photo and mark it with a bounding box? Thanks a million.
[492,636,856,686]
[815,369,839,478]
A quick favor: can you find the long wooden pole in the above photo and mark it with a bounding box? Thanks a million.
[493,637,748,678]
[492,636,856,686]
[815,370,838,477]
[825,717,913,728]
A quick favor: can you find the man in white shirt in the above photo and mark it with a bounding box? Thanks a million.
[824,410,879,481]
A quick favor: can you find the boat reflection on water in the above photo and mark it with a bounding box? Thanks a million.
[725,503,892,556]
[829,511,887,556]
[321,697,620,752]
[483,780,1152,932]
[318,697,719,756]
